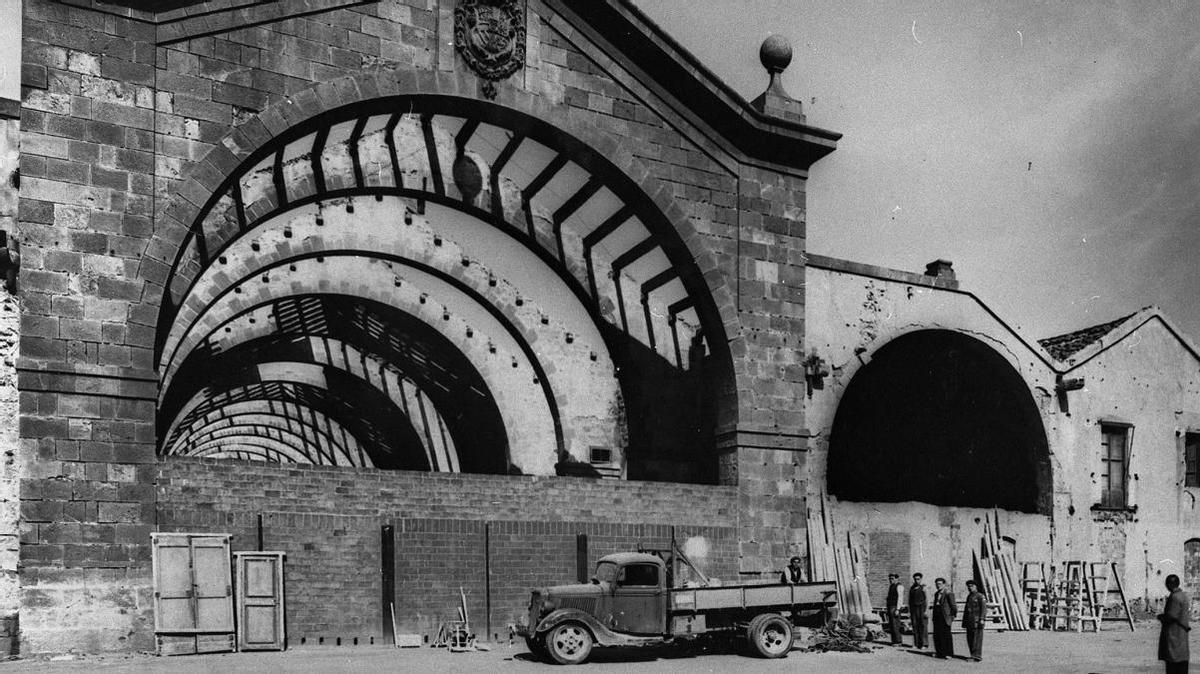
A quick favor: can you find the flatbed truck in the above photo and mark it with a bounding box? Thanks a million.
[517,552,837,664]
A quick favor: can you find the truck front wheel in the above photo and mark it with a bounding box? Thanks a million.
[525,636,549,662]
[544,622,593,665]
[746,613,793,658]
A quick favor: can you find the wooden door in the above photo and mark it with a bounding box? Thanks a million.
[152,534,197,632]
[235,552,286,651]
[151,533,235,655]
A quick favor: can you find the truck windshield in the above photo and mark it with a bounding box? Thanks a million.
[594,561,618,583]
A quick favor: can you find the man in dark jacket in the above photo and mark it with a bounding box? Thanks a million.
[963,579,986,661]
[1159,574,1190,673]
[932,577,956,659]
[886,573,904,645]
[909,572,929,650]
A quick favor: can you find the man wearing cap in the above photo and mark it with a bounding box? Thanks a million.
[779,556,807,585]
[886,572,905,645]
[932,577,956,659]
[963,579,986,661]
[909,572,929,650]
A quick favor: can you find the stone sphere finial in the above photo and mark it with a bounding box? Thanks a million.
[759,34,793,74]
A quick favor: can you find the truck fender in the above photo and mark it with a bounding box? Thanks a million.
[534,609,628,647]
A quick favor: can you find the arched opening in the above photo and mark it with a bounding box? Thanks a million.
[828,329,1051,513]
[153,95,734,482]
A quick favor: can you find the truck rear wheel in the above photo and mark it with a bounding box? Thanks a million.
[746,613,793,658]
[545,622,593,665]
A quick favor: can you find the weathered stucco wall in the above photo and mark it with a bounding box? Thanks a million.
[1056,317,1200,603]
[806,257,1200,607]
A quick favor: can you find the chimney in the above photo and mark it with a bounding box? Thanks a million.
[924,259,956,283]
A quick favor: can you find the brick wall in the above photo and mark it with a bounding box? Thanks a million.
[868,530,912,603]
[157,456,738,645]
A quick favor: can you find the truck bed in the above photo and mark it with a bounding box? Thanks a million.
[671,581,838,612]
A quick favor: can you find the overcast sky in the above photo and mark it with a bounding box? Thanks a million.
[635,0,1200,342]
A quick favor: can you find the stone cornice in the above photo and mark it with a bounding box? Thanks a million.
[552,0,841,171]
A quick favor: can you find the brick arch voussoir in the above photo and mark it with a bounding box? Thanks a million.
[163,247,578,397]
[139,66,740,371]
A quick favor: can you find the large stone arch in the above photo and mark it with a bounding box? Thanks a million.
[827,328,1052,514]
[137,69,738,346]
[141,69,740,482]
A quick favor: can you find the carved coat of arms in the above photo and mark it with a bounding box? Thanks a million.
[454,0,526,99]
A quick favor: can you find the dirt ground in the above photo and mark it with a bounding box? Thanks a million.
[4,625,1173,673]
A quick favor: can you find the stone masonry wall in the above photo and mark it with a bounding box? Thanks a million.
[157,456,739,644]
[0,116,20,656]
[16,0,816,652]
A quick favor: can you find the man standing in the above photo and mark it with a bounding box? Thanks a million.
[932,577,956,659]
[780,556,807,584]
[909,572,929,650]
[886,573,905,645]
[1158,574,1191,673]
[963,579,986,662]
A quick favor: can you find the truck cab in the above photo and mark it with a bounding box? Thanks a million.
[523,553,668,643]
[590,552,668,634]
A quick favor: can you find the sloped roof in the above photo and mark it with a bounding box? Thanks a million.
[1037,309,1145,361]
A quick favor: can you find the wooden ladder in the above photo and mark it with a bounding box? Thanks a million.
[1021,562,1049,630]
[1087,561,1135,632]
[1062,561,1100,632]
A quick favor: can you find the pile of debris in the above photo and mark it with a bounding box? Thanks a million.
[804,621,876,654]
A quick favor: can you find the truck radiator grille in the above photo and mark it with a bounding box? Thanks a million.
[558,597,597,613]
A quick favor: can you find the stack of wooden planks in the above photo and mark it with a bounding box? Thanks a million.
[806,492,874,621]
[973,510,1030,631]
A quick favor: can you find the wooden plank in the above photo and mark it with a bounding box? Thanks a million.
[998,553,1024,629]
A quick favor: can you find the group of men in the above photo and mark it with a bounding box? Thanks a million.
[782,557,1192,671]
[780,557,985,661]
[885,572,986,661]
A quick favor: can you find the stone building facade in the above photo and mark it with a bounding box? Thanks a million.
[9,0,831,653]
[0,0,1194,657]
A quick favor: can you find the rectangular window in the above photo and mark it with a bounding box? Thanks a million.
[1186,433,1200,488]
[618,564,659,587]
[1100,424,1128,508]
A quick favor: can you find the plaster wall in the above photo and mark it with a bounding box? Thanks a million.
[804,260,1200,606]
[1055,317,1200,603]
